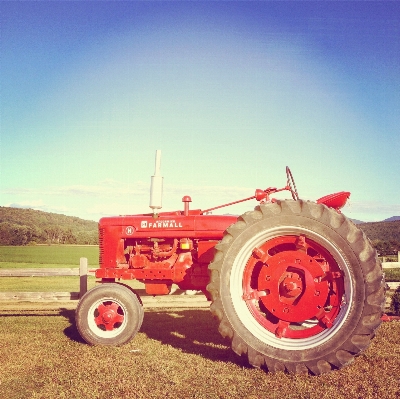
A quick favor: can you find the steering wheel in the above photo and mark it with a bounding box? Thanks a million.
[286,166,299,200]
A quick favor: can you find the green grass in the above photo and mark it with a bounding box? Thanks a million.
[0,276,144,292]
[0,245,99,266]
[0,245,144,293]
[384,268,400,282]
[0,262,85,269]
[0,276,97,292]
[0,245,100,293]
[0,247,399,397]
[0,308,399,399]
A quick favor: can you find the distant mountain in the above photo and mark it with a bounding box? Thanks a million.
[350,217,400,224]
[0,206,98,245]
[350,218,364,225]
[383,216,400,222]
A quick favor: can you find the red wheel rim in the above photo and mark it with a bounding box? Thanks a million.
[94,301,125,331]
[242,234,344,339]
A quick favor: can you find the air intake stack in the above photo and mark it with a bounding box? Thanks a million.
[149,150,163,215]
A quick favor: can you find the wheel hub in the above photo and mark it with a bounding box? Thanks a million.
[280,272,303,298]
[102,310,115,323]
[242,234,344,339]
[94,302,124,331]
[258,251,329,322]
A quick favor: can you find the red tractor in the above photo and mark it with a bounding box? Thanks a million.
[76,151,385,375]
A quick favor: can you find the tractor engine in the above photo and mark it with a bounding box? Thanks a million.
[96,209,234,295]
[127,238,190,269]
[123,236,214,294]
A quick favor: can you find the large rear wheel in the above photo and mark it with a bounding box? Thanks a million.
[207,200,385,374]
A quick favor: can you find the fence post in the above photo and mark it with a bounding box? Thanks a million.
[80,257,88,299]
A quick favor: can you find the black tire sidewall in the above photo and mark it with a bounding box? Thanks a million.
[219,209,366,363]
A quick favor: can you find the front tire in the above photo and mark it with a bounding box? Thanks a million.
[207,200,385,374]
[76,283,144,346]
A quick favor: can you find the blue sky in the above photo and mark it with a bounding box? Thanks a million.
[1,1,399,222]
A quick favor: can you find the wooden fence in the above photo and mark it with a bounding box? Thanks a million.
[0,258,93,301]
[382,251,400,290]
[0,255,399,304]
[0,258,208,307]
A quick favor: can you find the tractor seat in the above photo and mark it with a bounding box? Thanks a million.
[316,191,350,211]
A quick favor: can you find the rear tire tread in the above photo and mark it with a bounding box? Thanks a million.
[207,199,385,375]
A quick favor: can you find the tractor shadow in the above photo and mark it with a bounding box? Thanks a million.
[139,309,248,366]
[60,308,87,344]
[60,307,247,366]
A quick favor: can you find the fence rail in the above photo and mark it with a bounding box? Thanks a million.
[381,251,400,269]
[382,251,400,292]
[0,258,92,301]
[1,257,399,303]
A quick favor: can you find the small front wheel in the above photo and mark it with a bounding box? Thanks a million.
[76,283,144,346]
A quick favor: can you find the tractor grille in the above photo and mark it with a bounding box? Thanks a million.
[99,226,104,266]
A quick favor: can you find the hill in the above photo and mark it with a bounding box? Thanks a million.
[383,216,400,222]
[350,218,364,225]
[0,207,98,245]
[358,220,400,242]
[358,220,400,256]
[1,206,399,253]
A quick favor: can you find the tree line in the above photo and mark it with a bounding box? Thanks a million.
[0,207,98,245]
[358,219,400,242]
[0,206,399,253]
[358,220,400,256]
[369,239,400,257]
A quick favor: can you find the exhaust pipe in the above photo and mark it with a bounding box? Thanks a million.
[149,150,163,215]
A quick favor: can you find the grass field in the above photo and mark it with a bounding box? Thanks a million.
[0,245,99,267]
[0,308,399,399]
[0,245,100,293]
[384,268,400,282]
[0,246,399,397]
